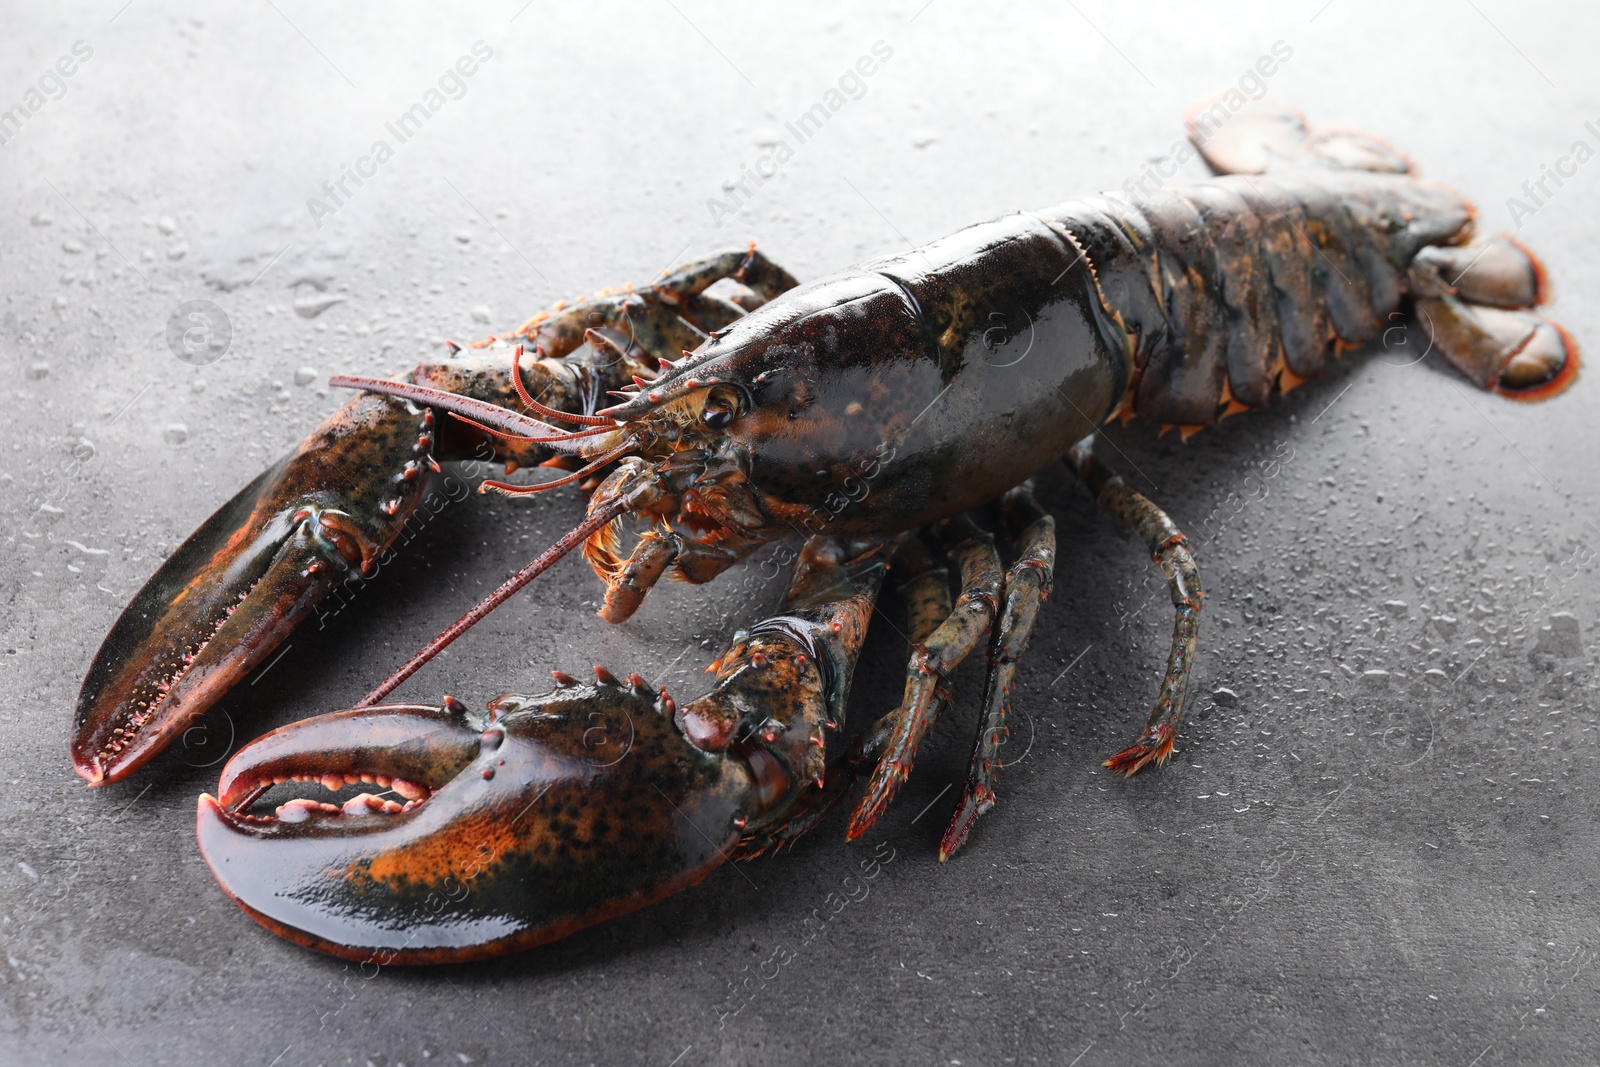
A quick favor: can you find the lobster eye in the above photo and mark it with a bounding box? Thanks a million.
[701,388,740,430]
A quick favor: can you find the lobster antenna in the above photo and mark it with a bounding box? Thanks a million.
[445,411,618,445]
[329,375,608,454]
[353,495,631,708]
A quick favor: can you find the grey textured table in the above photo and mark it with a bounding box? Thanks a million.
[4,2,1598,1064]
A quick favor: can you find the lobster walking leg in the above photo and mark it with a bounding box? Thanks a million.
[846,517,1004,839]
[894,533,955,645]
[939,482,1056,861]
[1067,438,1202,775]
[880,533,959,756]
[839,531,958,764]
[503,246,799,370]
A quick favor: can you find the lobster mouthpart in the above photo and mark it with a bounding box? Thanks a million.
[197,678,758,963]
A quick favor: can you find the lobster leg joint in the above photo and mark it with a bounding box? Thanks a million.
[1068,437,1202,775]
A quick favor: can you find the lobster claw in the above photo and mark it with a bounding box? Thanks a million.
[73,393,435,785]
[196,679,758,963]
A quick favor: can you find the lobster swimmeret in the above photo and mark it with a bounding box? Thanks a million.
[74,102,1577,962]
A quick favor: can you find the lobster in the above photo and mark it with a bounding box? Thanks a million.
[72,102,1578,962]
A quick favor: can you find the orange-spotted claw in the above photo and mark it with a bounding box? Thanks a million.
[73,391,436,785]
[196,538,888,962]
[196,677,762,964]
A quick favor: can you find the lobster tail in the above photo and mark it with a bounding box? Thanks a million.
[1047,101,1575,432]
[1408,235,1578,401]
[1188,99,1577,402]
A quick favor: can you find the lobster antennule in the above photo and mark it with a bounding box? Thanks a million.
[510,344,616,427]
[477,440,636,498]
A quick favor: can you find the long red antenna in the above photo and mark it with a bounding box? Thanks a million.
[353,496,630,708]
[445,411,617,445]
[329,375,605,454]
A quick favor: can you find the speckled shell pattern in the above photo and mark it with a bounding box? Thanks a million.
[1048,173,1472,425]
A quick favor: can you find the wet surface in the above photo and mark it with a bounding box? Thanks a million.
[3,2,1598,1064]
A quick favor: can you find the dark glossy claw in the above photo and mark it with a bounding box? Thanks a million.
[195,536,888,963]
[73,393,435,784]
[197,683,758,963]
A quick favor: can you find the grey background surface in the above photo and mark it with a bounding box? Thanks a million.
[3,2,1599,1064]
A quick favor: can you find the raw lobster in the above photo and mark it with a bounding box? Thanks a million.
[73,102,1577,961]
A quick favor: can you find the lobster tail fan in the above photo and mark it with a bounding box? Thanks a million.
[1185,98,1413,175]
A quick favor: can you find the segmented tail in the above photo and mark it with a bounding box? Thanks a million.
[1186,98,1577,406]
[1048,101,1576,435]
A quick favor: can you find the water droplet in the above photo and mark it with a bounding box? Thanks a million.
[293,293,347,318]
[1536,612,1581,657]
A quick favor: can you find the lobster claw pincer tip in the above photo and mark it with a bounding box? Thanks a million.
[197,680,760,964]
[75,389,438,786]
[72,465,380,785]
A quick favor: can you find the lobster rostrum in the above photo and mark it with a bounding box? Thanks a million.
[73,102,1578,961]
